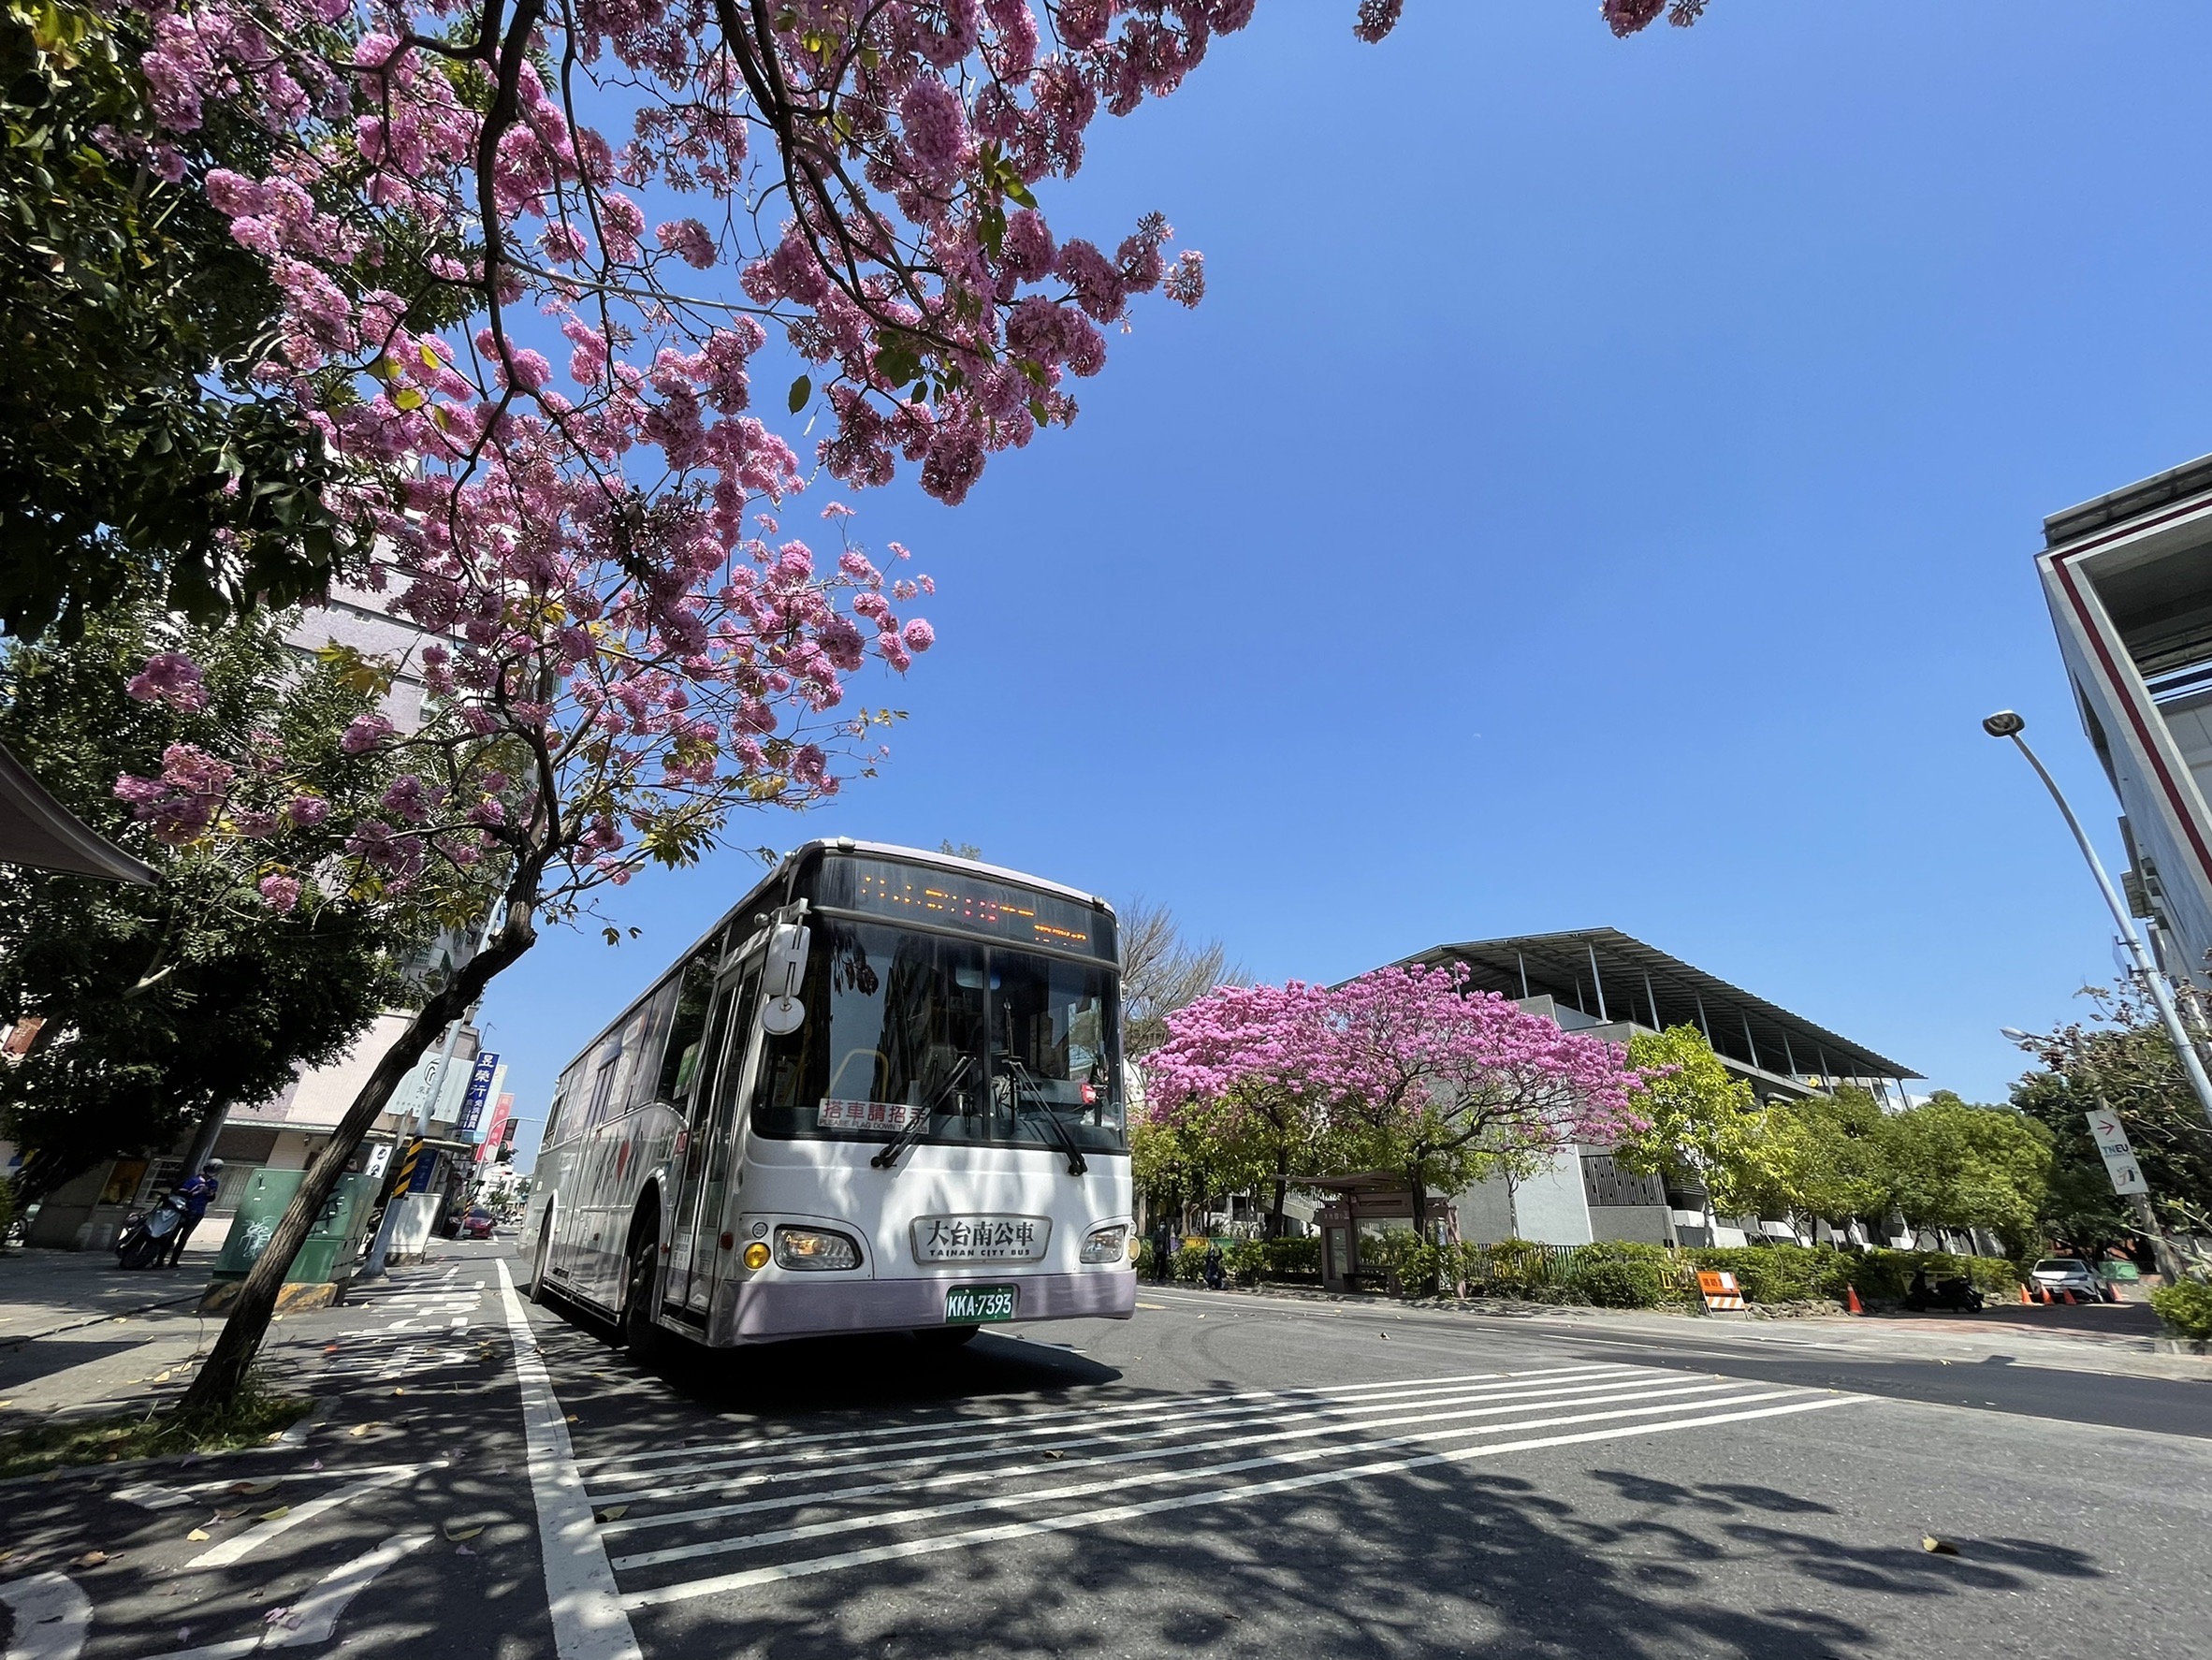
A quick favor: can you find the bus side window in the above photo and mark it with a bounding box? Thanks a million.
[654,950,720,1122]
[544,1064,583,1145]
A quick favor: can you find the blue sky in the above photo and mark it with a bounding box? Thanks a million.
[483,2,2212,1165]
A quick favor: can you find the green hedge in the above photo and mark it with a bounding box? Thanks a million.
[2149,1279,2212,1340]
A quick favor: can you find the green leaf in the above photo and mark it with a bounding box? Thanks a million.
[787,374,811,414]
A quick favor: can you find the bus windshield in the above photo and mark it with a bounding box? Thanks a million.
[753,915,1125,1153]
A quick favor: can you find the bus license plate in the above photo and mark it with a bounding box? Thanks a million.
[945,1284,1016,1324]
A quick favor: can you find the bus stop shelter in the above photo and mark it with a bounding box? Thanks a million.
[1309,1172,1456,1293]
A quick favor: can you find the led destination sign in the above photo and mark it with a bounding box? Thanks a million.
[809,854,1115,962]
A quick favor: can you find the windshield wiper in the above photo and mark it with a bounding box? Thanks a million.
[871,1054,973,1171]
[1002,1057,1087,1176]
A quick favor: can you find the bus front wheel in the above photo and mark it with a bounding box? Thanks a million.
[622,1234,668,1363]
[914,1325,980,1348]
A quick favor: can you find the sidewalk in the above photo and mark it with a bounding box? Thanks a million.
[0,1226,242,1418]
[1177,1280,2212,1384]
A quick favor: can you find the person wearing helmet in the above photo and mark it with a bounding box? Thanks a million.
[164,1159,225,1267]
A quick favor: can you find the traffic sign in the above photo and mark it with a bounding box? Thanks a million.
[2084,1110,2149,1197]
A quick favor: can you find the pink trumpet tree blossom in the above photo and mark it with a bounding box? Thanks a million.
[1144,982,1341,1237]
[1325,962,1649,1234]
[1150,963,1649,1240]
[108,0,1281,1417]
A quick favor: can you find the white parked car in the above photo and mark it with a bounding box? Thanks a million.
[2029,1258,2117,1303]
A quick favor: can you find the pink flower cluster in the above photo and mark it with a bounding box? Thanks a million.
[1148,962,1647,1164]
[126,652,210,713]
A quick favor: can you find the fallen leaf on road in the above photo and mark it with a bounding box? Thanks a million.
[73,1551,110,1567]
[259,1506,291,1522]
[151,1371,172,1384]
[349,1423,374,1437]
[444,1523,485,1541]
[263,1607,302,1629]
[1922,1536,1960,1555]
[392,1388,405,1396]
[309,1460,322,1470]
[1379,1332,1390,1340]
[594,1505,629,1522]
[455,1543,476,1556]
[214,1507,244,1521]
[185,1529,211,1542]
[1040,1449,1064,1460]
[565,1414,578,1423]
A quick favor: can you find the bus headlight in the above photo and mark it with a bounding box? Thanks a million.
[1081,1223,1129,1264]
[774,1226,862,1271]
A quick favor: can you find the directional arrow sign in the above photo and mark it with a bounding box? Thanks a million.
[2084,1111,2149,1196]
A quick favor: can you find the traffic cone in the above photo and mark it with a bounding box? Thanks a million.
[2017,1282,2030,1305]
[1846,1285,1865,1316]
[2061,1289,2076,1305]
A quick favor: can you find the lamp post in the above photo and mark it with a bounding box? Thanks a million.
[1982,710,2212,1131]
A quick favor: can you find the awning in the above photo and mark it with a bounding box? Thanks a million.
[0,740,157,883]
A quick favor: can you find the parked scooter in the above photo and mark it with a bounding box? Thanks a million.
[1903,1269,1985,1313]
[114,1192,187,1269]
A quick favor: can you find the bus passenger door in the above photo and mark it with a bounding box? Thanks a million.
[670,954,761,1316]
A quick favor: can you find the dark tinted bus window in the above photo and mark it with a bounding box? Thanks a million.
[653,951,720,1118]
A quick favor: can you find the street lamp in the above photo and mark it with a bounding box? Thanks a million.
[1982,710,2212,1130]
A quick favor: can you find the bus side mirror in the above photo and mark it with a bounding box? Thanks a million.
[760,915,810,1035]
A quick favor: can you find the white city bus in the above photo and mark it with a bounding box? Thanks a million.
[519,839,1137,1351]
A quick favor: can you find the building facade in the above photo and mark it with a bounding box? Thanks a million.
[2040,456,2212,990]
[1395,929,1921,1251]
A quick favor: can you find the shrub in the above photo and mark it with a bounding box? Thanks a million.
[1171,1244,1206,1283]
[2150,1278,2212,1340]
[1134,1240,1156,1277]
[1261,1236,1320,1278]
[1222,1239,1267,1284]
[1686,1245,1854,1304]
[1362,1231,1440,1298]
[1568,1255,1666,1308]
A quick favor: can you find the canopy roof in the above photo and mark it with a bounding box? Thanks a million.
[0,741,155,884]
[1395,927,1917,1084]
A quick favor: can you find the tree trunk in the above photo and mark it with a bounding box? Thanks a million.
[1409,1159,1428,1239]
[1268,1145,1289,1240]
[178,910,536,1417]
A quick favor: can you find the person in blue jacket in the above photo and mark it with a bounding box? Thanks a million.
[164,1159,224,1266]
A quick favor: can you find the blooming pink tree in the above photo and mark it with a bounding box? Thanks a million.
[1322,962,1648,1237]
[1144,981,1342,1237]
[103,0,1281,1414]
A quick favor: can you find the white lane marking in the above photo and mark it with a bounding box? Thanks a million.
[188,1465,441,1570]
[622,1395,1859,1607]
[495,1258,642,1660]
[0,1571,90,1660]
[575,1363,1625,1474]
[598,1372,1695,1514]
[604,1376,1755,1538]
[609,1386,1819,1573]
[262,1532,432,1649]
[589,1366,1651,1497]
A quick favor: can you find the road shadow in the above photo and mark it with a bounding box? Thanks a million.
[628,1439,2110,1660]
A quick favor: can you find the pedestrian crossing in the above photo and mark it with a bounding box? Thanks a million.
[579,1361,1859,1610]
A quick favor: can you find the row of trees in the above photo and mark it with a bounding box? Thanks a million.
[1140,973,2060,1256]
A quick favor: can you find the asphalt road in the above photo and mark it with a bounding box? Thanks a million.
[533,1262,2212,1660]
[7,1245,2208,1660]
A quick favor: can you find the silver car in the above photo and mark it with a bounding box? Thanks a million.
[2029,1257,2117,1303]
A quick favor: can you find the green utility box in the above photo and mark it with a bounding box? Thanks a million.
[210,1169,380,1287]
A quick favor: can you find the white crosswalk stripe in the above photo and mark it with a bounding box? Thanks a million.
[582,1362,1860,1609]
